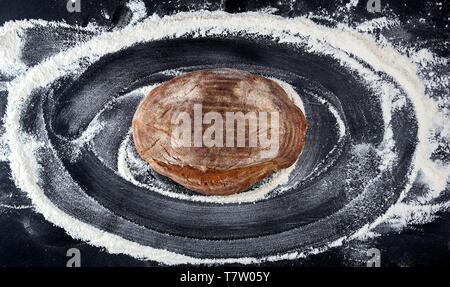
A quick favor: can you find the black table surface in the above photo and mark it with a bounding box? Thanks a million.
[0,0,448,267]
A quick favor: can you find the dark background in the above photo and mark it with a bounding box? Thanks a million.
[0,0,449,267]
[0,0,448,29]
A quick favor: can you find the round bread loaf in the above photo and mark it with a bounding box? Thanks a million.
[132,68,306,195]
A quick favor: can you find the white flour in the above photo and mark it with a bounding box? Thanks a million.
[0,8,448,265]
[126,0,148,24]
[356,17,401,32]
[0,21,31,76]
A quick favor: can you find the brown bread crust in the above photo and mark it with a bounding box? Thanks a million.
[132,68,306,195]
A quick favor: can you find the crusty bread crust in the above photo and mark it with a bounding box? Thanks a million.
[132,68,307,195]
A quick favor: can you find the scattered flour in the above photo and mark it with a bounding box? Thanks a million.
[0,8,448,264]
[126,0,148,25]
[0,21,31,76]
[356,17,401,32]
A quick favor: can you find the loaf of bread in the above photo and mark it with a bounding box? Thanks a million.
[132,68,306,195]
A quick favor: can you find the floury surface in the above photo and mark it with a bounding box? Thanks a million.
[0,0,449,266]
